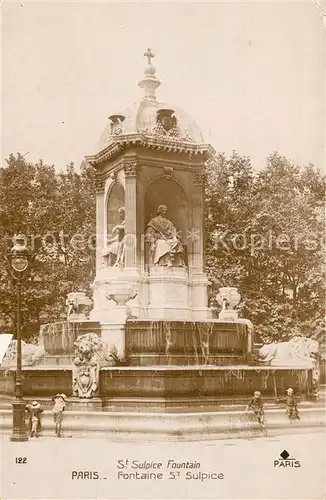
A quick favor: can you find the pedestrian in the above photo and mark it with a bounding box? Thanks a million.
[26,401,43,438]
[246,390,266,427]
[285,388,300,422]
[52,393,67,437]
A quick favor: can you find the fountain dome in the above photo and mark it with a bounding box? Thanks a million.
[95,48,204,154]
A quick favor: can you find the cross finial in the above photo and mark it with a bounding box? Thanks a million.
[139,48,160,99]
[144,48,155,65]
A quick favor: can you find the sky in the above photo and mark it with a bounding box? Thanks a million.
[1,1,325,171]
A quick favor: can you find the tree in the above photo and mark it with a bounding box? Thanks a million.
[0,154,96,340]
[205,150,256,303]
[205,151,325,343]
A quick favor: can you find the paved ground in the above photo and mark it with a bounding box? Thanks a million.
[1,431,325,500]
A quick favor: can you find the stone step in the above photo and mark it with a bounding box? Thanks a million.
[1,390,324,412]
[0,397,324,412]
[1,407,324,441]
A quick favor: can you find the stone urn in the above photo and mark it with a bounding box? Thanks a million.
[66,292,93,321]
[216,287,241,320]
[105,282,138,307]
[104,281,138,323]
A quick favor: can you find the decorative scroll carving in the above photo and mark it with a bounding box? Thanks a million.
[183,131,194,142]
[124,160,139,177]
[95,176,106,193]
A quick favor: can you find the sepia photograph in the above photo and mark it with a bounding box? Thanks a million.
[0,1,325,499]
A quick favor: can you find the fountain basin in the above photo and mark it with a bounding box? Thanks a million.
[40,321,101,363]
[0,364,314,412]
[125,319,250,365]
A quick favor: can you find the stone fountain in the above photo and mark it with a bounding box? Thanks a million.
[0,52,320,433]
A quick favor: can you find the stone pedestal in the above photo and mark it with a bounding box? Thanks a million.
[145,268,211,321]
[90,268,141,322]
[216,287,241,322]
[218,310,239,321]
[146,267,190,320]
[91,278,139,359]
[190,273,212,320]
[91,266,211,322]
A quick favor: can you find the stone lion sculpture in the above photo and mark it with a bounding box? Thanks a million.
[1,340,45,367]
[72,333,100,398]
[72,332,121,399]
[258,336,319,367]
[259,336,320,399]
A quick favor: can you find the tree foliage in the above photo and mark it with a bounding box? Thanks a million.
[205,151,325,344]
[0,154,96,339]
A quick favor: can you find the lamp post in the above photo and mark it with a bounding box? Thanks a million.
[7,234,30,442]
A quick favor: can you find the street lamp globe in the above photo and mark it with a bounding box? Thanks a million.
[11,234,29,273]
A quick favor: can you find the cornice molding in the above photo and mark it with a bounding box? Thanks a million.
[85,134,215,167]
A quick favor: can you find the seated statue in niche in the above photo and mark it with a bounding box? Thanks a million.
[145,205,185,267]
[102,207,125,267]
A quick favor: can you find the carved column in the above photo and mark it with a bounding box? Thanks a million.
[123,158,139,271]
[95,176,106,274]
[189,168,210,319]
[191,169,205,274]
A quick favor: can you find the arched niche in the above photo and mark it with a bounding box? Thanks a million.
[106,182,125,235]
[144,177,188,239]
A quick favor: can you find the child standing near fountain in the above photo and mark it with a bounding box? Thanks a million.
[285,388,300,422]
[26,401,43,438]
[246,391,266,427]
[52,393,67,437]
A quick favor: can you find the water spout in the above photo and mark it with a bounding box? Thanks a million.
[163,322,172,365]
